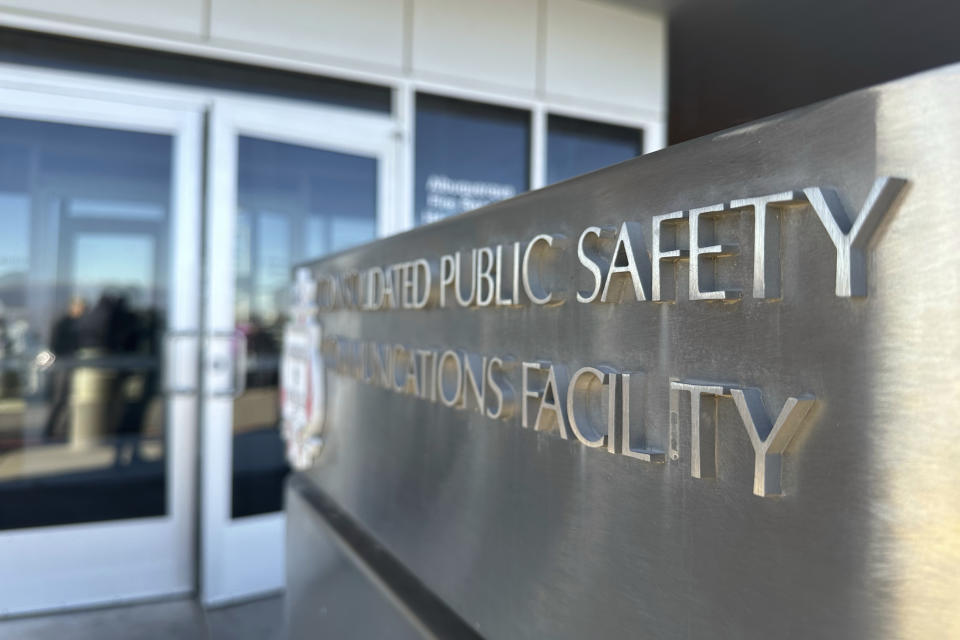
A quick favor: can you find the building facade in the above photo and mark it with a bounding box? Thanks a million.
[0,0,665,615]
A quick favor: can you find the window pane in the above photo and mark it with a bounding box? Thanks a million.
[0,116,171,531]
[73,234,155,302]
[415,94,529,225]
[546,115,643,185]
[232,136,377,518]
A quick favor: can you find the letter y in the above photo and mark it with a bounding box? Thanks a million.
[803,176,907,297]
[731,388,816,497]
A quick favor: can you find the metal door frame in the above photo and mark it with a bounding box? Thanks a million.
[201,96,397,605]
[0,75,204,617]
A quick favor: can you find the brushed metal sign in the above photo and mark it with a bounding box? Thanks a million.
[285,66,960,638]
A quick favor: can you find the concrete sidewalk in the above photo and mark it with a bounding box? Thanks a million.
[0,595,284,639]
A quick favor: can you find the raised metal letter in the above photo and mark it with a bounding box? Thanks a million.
[730,191,805,299]
[621,372,665,462]
[534,364,570,439]
[689,204,739,301]
[476,247,495,307]
[651,211,689,302]
[566,366,609,447]
[577,226,606,304]
[437,350,463,407]
[730,388,816,497]
[522,234,560,305]
[439,254,455,308]
[454,249,477,307]
[670,380,730,478]
[600,222,652,302]
[803,176,907,297]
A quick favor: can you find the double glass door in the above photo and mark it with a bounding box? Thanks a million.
[0,72,395,615]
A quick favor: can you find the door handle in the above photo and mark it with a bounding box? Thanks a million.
[233,330,247,398]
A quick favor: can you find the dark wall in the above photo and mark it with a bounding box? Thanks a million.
[668,0,960,144]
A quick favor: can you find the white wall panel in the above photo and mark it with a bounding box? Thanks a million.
[544,0,664,114]
[0,0,203,37]
[412,0,538,92]
[209,0,405,71]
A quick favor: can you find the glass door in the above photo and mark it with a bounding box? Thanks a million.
[202,97,396,604]
[0,80,203,615]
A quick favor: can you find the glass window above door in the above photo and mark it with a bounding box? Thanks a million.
[414,93,530,225]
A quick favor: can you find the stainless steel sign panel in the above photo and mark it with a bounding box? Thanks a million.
[287,66,960,639]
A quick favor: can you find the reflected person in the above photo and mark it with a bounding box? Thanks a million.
[113,301,162,466]
[70,292,122,449]
[42,296,85,441]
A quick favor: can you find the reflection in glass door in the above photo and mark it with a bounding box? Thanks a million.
[0,118,170,529]
[203,99,395,604]
[233,137,377,518]
[0,84,202,616]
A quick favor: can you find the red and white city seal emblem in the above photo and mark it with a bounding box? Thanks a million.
[280,268,325,470]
